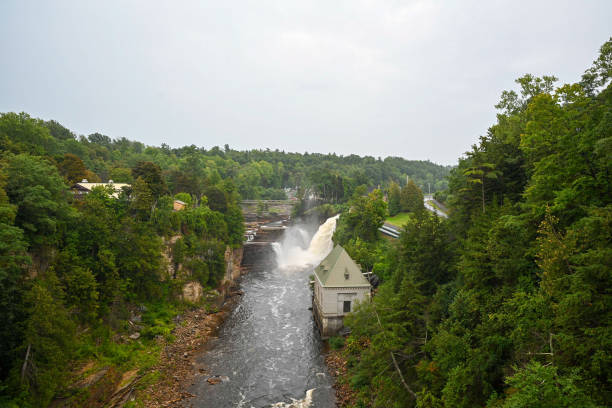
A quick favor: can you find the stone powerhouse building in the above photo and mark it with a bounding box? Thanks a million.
[313,245,371,338]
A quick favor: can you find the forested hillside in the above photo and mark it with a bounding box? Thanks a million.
[0,93,448,404]
[0,120,247,405]
[332,39,611,407]
[0,116,450,203]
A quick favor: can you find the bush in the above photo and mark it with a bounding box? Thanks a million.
[329,335,345,350]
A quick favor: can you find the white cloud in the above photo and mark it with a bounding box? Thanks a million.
[0,0,610,164]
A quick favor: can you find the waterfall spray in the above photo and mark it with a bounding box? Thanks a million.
[273,215,340,269]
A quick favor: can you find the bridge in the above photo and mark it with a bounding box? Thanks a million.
[240,199,296,222]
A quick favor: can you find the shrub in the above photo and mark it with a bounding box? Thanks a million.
[329,336,345,350]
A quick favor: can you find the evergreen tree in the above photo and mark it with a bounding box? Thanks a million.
[131,176,154,219]
[132,161,167,199]
[20,272,76,405]
[400,179,425,213]
[388,181,401,216]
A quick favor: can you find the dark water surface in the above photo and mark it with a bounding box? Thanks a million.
[189,266,336,408]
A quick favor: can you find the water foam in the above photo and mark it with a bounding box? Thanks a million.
[274,215,339,269]
[270,388,315,408]
[235,215,338,407]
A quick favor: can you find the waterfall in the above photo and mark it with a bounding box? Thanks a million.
[273,215,340,269]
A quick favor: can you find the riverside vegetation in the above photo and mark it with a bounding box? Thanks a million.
[328,38,612,408]
[0,35,609,408]
[0,98,448,404]
[0,146,245,406]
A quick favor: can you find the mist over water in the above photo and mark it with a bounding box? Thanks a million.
[190,216,339,407]
[273,215,339,269]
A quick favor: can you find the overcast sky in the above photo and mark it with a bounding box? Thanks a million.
[0,1,610,164]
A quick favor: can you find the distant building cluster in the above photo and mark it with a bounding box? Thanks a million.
[71,179,130,199]
[71,180,188,212]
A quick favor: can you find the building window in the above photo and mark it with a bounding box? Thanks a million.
[343,301,351,313]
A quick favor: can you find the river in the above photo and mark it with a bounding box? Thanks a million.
[189,216,340,408]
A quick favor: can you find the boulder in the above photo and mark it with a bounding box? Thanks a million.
[182,281,203,303]
[206,375,229,385]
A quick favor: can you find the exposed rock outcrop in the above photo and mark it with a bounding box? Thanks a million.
[182,281,203,303]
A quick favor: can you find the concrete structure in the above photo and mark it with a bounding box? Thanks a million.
[239,200,295,221]
[312,245,371,338]
[379,223,400,238]
[423,194,449,218]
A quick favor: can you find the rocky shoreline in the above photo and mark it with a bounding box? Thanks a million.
[325,350,358,407]
[139,288,243,408]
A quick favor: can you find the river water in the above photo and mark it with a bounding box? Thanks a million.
[189,216,339,408]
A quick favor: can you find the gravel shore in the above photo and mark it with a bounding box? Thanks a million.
[139,292,242,408]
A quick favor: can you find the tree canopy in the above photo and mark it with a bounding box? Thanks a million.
[333,37,612,408]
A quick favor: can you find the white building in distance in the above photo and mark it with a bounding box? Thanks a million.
[71,179,130,199]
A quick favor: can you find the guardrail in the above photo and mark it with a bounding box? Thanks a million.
[379,225,400,239]
[240,200,295,205]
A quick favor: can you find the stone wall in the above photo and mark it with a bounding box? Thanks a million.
[312,298,345,339]
[241,243,276,272]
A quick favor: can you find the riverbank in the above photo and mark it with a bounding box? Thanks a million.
[138,216,340,407]
[47,289,243,408]
[137,291,242,407]
[325,348,358,407]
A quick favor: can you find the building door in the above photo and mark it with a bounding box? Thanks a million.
[343,300,351,313]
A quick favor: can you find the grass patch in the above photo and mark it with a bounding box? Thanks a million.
[57,298,207,408]
[385,212,413,227]
[74,301,184,374]
[75,328,162,371]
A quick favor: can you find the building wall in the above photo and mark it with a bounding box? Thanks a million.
[312,298,345,339]
[318,285,370,316]
[313,281,370,338]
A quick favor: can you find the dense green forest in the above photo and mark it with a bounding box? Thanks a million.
[0,123,246,405]
[0,31,608,408]
[332,39,611,407]
[0,85,448,404]
[0,114,450,202]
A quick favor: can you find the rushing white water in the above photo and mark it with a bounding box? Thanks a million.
[270,388,314,408]
[191,215,339,408]
[272,215,339,269]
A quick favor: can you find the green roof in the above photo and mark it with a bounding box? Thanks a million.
[314,245,371,288]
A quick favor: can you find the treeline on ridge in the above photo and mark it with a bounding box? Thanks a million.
[330,38,611,408]
[1,115,451,203]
